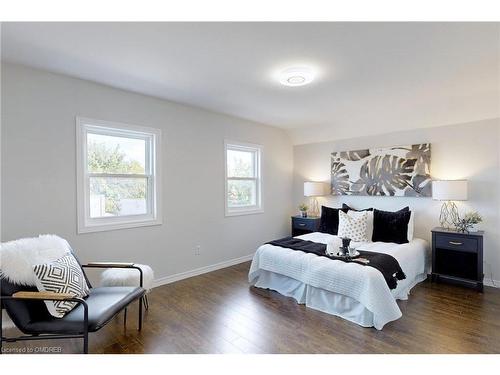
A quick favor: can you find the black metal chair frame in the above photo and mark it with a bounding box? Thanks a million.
[1,263,144,354]
[1,295,89,353]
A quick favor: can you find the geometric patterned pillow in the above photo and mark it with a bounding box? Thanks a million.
[33,254,90,318]
[337,210,369,242]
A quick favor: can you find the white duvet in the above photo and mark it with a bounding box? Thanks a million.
[248,232,430,329]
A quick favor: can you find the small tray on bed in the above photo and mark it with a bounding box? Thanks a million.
[339,250,360,258]
[325,248,369,263]
[326,248,360,258]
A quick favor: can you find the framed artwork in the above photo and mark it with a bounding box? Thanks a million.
[331,143,431,197]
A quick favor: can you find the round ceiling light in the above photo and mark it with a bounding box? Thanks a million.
[279,67,315,87]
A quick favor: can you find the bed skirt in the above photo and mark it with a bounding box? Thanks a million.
[252,269,427,329]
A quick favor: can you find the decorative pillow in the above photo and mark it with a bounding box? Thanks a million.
[372,208,412,244]
[33,254,90,318]
[344,204,413,241]
[318,206,348,235]
[342,203,373,212]
[407,211,415,241]
[341,204,375,239]
[338,210,370,242]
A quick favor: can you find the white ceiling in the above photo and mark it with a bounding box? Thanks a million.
[2,22,499,143]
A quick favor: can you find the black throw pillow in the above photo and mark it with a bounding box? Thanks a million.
[372,208,411,244]
[342,203,373,212]
[319,206,348,235]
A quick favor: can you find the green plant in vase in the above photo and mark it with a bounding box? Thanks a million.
[298,203,309,218]
[455,211,482,233]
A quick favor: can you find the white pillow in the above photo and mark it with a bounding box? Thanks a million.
[338,210,369,242]
[407,211,414,242]
[348,210,374,242]
[366,210,374,241]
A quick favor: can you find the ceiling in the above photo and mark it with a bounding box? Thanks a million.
[2,22,499,143]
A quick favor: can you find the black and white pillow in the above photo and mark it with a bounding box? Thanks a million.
[338,210,370,242]
[341,204,375,239]
[33,254,90,318]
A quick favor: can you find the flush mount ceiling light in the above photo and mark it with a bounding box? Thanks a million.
[279,67,315,87]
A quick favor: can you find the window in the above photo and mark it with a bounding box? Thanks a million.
[224,140,263,216]
[76,117,162,233]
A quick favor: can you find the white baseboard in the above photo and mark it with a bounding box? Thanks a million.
[152,253,254,288]
[483,278,500,288]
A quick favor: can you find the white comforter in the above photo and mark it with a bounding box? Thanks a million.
[248,232,430,329]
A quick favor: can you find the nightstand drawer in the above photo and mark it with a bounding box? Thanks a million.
[292,217,317,231]
[435,234,478,253]
[291,216,320,237]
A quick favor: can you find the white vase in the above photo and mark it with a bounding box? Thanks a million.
[326,242,336,256]
[469,224,480,232]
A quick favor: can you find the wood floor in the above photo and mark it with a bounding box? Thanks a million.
[3,261,500,354]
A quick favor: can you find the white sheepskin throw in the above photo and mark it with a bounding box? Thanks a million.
[2,310,16,330]
[0,234,71,286]
[100,264,154,292]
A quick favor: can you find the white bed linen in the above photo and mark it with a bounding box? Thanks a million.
[248,232,430,329]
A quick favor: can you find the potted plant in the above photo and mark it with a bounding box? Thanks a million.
[298,203,309,218]
[455,211,482,233]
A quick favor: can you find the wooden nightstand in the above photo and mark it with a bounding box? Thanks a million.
[291,216,320,237]
[431,227,484,291]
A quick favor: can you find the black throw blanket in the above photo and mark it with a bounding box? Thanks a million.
[267,237,406,290]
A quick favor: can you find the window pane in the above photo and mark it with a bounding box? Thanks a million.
[227,179,256,207]
[87,133,146,174]
[89,177,148,218]
[227,149,255,178]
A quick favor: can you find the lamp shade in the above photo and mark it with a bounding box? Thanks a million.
[432,180,468,201]
[304,182,325,197]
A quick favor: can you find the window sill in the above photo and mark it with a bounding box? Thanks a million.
[78,218,162,234]
[225,208,264,217]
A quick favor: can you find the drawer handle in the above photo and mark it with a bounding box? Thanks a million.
[449,241,463,246]
[298,223,306,227]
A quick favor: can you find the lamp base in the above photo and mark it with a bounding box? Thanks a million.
[439,201,460,229]
[309,197,320,217]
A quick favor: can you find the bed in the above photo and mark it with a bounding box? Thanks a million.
[248,232,430,330]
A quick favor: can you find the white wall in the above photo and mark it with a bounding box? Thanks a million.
[1,63,293,283]
[293,118,500,284]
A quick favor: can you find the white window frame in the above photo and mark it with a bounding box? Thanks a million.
[224,140,263,217]
[76,117,162,233]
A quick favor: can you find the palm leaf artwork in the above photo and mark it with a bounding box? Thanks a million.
[351,155,416,196]
[330,161,350,195]
[392,143,431,175]
[404,174,432,197]
[338,149,370,161]
[330,143,432,197]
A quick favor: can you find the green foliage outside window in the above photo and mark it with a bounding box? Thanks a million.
[88,141,146,215]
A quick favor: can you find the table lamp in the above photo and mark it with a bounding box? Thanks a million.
[304,181,325,217]
[432,180,468,229]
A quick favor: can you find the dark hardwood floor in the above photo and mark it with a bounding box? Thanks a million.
[3,261,500,354]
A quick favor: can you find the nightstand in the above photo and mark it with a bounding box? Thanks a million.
[291,216,320,237]
[431,227,484,291]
